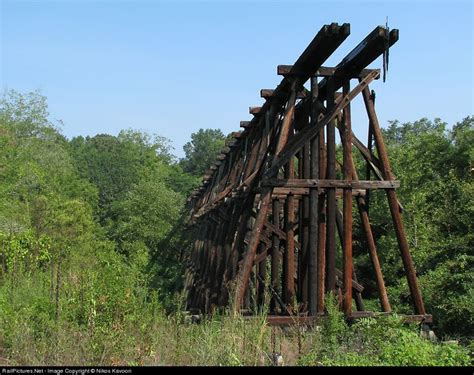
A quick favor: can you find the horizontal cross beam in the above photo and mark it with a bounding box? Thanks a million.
[254,187,367,197]
[260,88,308,99]
[262,178,400,189]
[277,65,381,79]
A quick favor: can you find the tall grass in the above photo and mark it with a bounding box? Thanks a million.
[1,274,471,366]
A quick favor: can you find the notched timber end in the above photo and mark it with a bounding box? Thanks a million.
[280,65,380,79]
[249,106,262,115]
[261,88,308,99]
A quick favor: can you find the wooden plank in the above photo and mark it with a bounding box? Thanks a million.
[263,179,400,189]
[278,65,380,79]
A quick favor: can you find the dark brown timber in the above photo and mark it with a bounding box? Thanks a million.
[342,82,353,316]
[185,23,427,327]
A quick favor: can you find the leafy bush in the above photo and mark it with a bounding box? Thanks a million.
[298,297,471,366]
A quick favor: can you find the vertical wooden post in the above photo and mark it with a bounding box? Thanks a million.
[284,159,295,306]
[325,78,336,293]
[366,93,374,213]
[317,123,326,312]
[342,82,353,316]
[335,124,390,313]
[301,141,310,304]
[271,199,281,313]
[308,76,319,316]
[352,168,391,312]
[361,86,426,315]
[335,206,364,311]
[297,151,303,302]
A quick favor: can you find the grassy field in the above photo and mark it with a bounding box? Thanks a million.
[1,285,471,366]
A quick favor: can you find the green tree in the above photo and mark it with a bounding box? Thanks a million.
[69,130,176,223]
[353,116,473,338]
[180,128,226,176]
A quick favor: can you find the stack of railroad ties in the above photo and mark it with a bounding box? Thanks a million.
[184,23,433,327]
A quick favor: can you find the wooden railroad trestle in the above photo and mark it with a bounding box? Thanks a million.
[183,23,432,324]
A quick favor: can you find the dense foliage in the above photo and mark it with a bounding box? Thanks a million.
[180,128,227,176]
[0,90,472,365]
[351,116,473,339]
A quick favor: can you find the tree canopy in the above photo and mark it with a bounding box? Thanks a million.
[180,128,227,176]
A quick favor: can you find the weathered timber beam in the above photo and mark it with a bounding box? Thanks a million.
[262,178,400,189]
[278,65,380,79]
[264,70,380,178]
[255,186,367,197]
[236,23,350,137]
[271,199,281,313]
[318,27,398,97]
[189,25,396,206]
[292,25,397,130]
[351,166,391,313]
[362,85,426,315]
[190,24,350,206]
[249,106,261,115]
[260,88,308,100]
[342,80,354,315]
[238,242,272,269]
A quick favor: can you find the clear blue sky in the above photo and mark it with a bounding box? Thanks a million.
[1,0,473,158]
